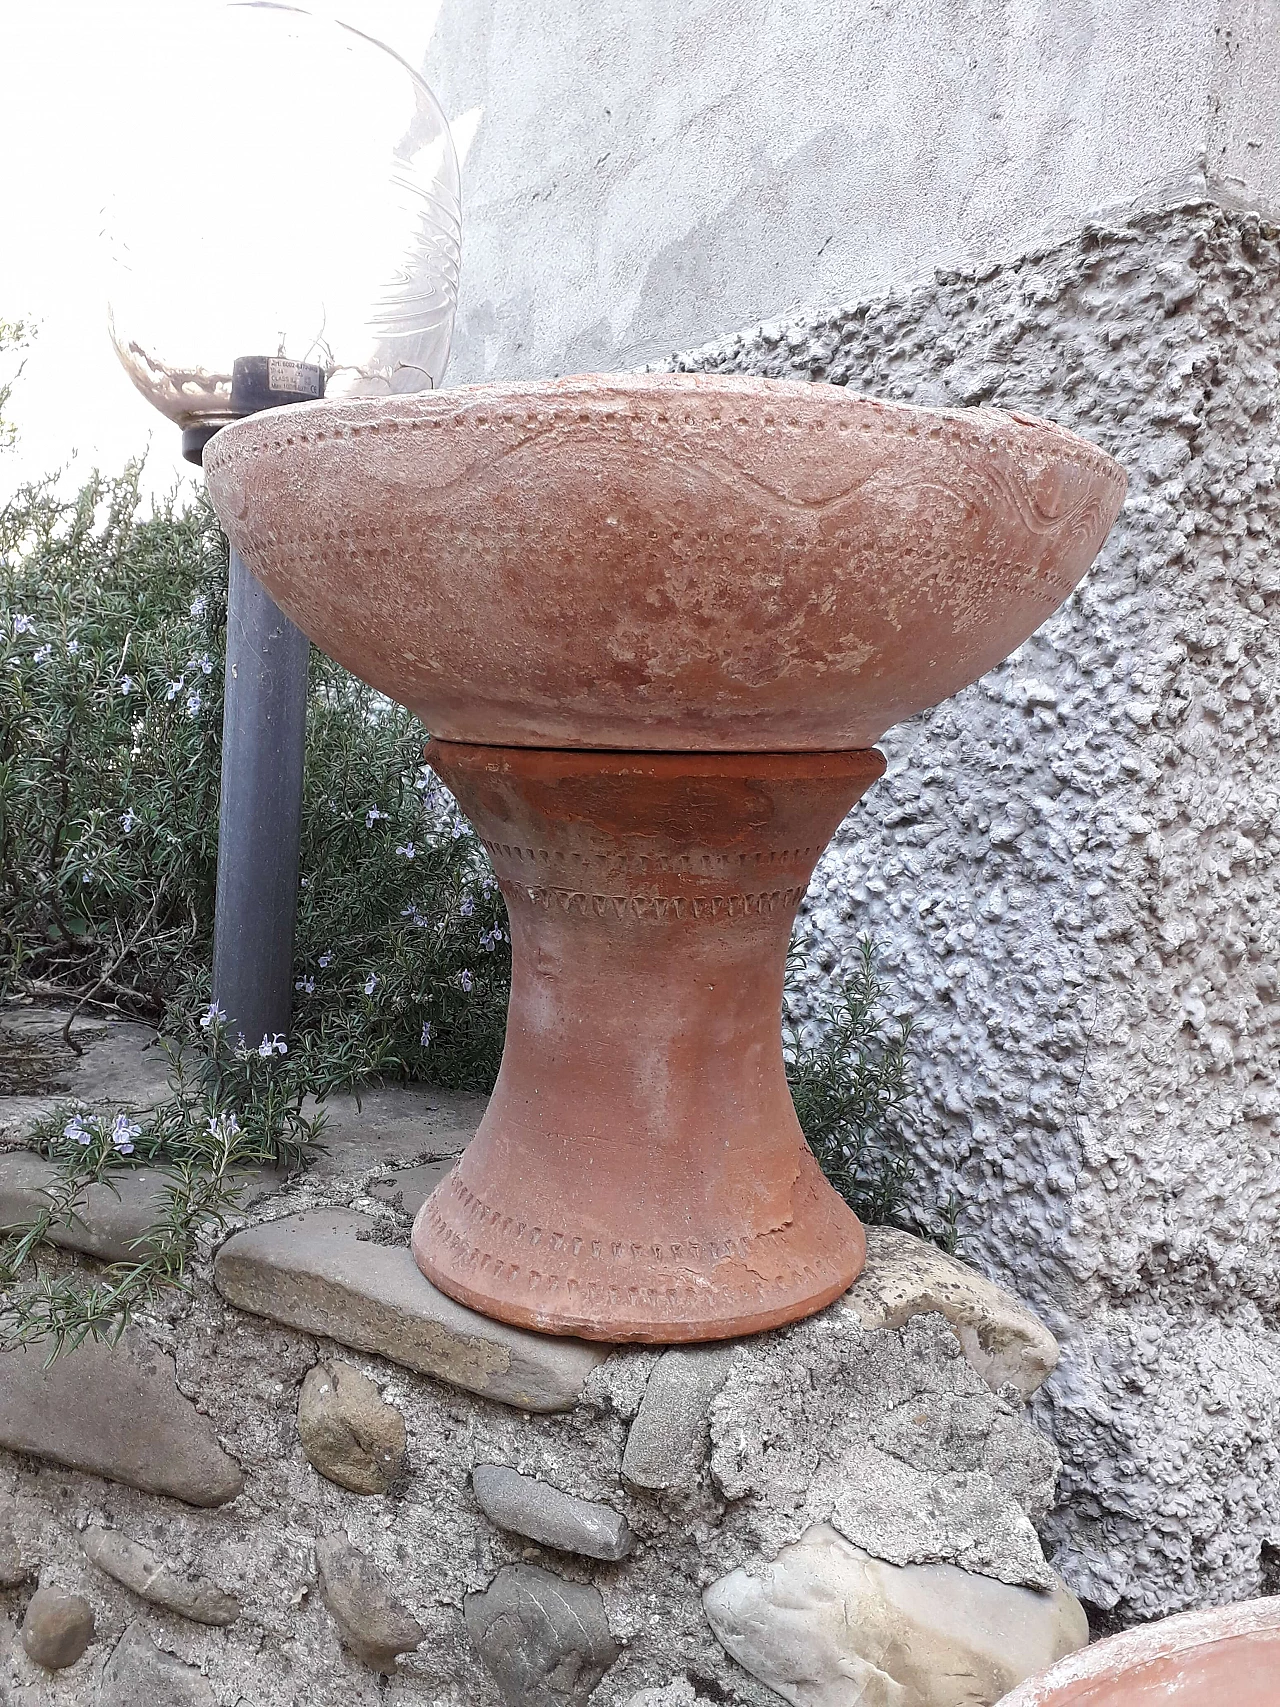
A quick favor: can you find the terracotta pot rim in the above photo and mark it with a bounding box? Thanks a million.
[995,1595,1280,1705]
[206,368,1124,485]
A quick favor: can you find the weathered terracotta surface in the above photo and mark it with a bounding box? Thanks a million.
[411,743,880,1340]
[996,1596,1280,1706]
[204,373,1126,1341]
[204,373,1127,753]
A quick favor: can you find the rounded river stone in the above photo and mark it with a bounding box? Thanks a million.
[21,1586,95,1668]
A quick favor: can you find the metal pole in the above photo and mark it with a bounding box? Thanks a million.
[210,547,310,1047]
[183,357,323,1046]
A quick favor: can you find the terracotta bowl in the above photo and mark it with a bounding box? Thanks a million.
[205,374,1125,1342]
[996,1597,1280,1706]
[204,372,1126,753]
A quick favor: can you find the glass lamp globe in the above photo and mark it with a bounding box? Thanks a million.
[104,2,461,456]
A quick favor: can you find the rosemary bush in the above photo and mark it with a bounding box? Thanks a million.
[0,466,509,1088]
[785,937,958,1250]
[1,468,950,1354]
[3,1011,324,1354]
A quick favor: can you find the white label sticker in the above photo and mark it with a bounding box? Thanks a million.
[268,358,322,397]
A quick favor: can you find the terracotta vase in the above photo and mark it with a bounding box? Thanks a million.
[995,1596,1280,1705]
[205,373,1126,1342]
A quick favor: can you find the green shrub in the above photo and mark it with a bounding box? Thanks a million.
[785,938,959,1251]
[0,467,508,1092]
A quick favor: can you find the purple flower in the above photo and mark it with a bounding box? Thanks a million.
[200,1001,226,1030]
[63,1113,92,1146]
[111,1112,141,1155]
[420,1021,432,1046]
[318,951,332,968]
[459,895,474,918]
[295,976,315,994]
[33,643,51,664]
[458,969,473,994]
[258,1033,287,1057]
[118,674,135,695]
[366,807,388,828]
[190,594,208,618]
[364,973,378,996]
[13,614,33,635]
[395,842,416,859]
[186,690,202,717]
[120,809,139,834]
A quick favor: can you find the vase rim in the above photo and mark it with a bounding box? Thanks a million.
[207,367,1124,486]
[995,1595,1280,1706]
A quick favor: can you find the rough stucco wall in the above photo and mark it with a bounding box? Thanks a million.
[660,201,1280,1619]
[426,0,1280,385]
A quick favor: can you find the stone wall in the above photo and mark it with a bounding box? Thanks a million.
[425,1,1280,385]
[658,200,1280,1619]
[0,1045,1078,1705]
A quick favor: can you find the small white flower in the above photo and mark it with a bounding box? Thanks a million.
[364,974,378,996]
[198,653,213,675]
[111,1112,141,1155]
[365,807,388,829]
[186,690,202,717]
[258,1033,287,1057]
[395,843,416,859]
[118,674,135,695]
[120,809,139,834]
[32,643,51,663]
[67,638,79,655]
[63,1113,92,1146]
[166,677,184,702]
[190,594,208,618]
[420,1021,432,1046]
[199,1001,227,1030]
[318,950,332,968]
[13,614,33,635]
[81,870,95,883]
[207,1111,240,1141]
[450,820,467,839]
[458,969,473,993]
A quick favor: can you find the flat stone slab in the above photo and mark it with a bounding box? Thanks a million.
[367,1158,455,1219]
[843,1225,1059,1399]
[0,1330,244,1506]
[308,1085,481,1179]
[0,1006,173,1144]
[214,1209,610,1412]
[473,1463,634,1560]
[0,1149,275,1263]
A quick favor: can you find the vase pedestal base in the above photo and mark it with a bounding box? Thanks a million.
[412,741,884,1343]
